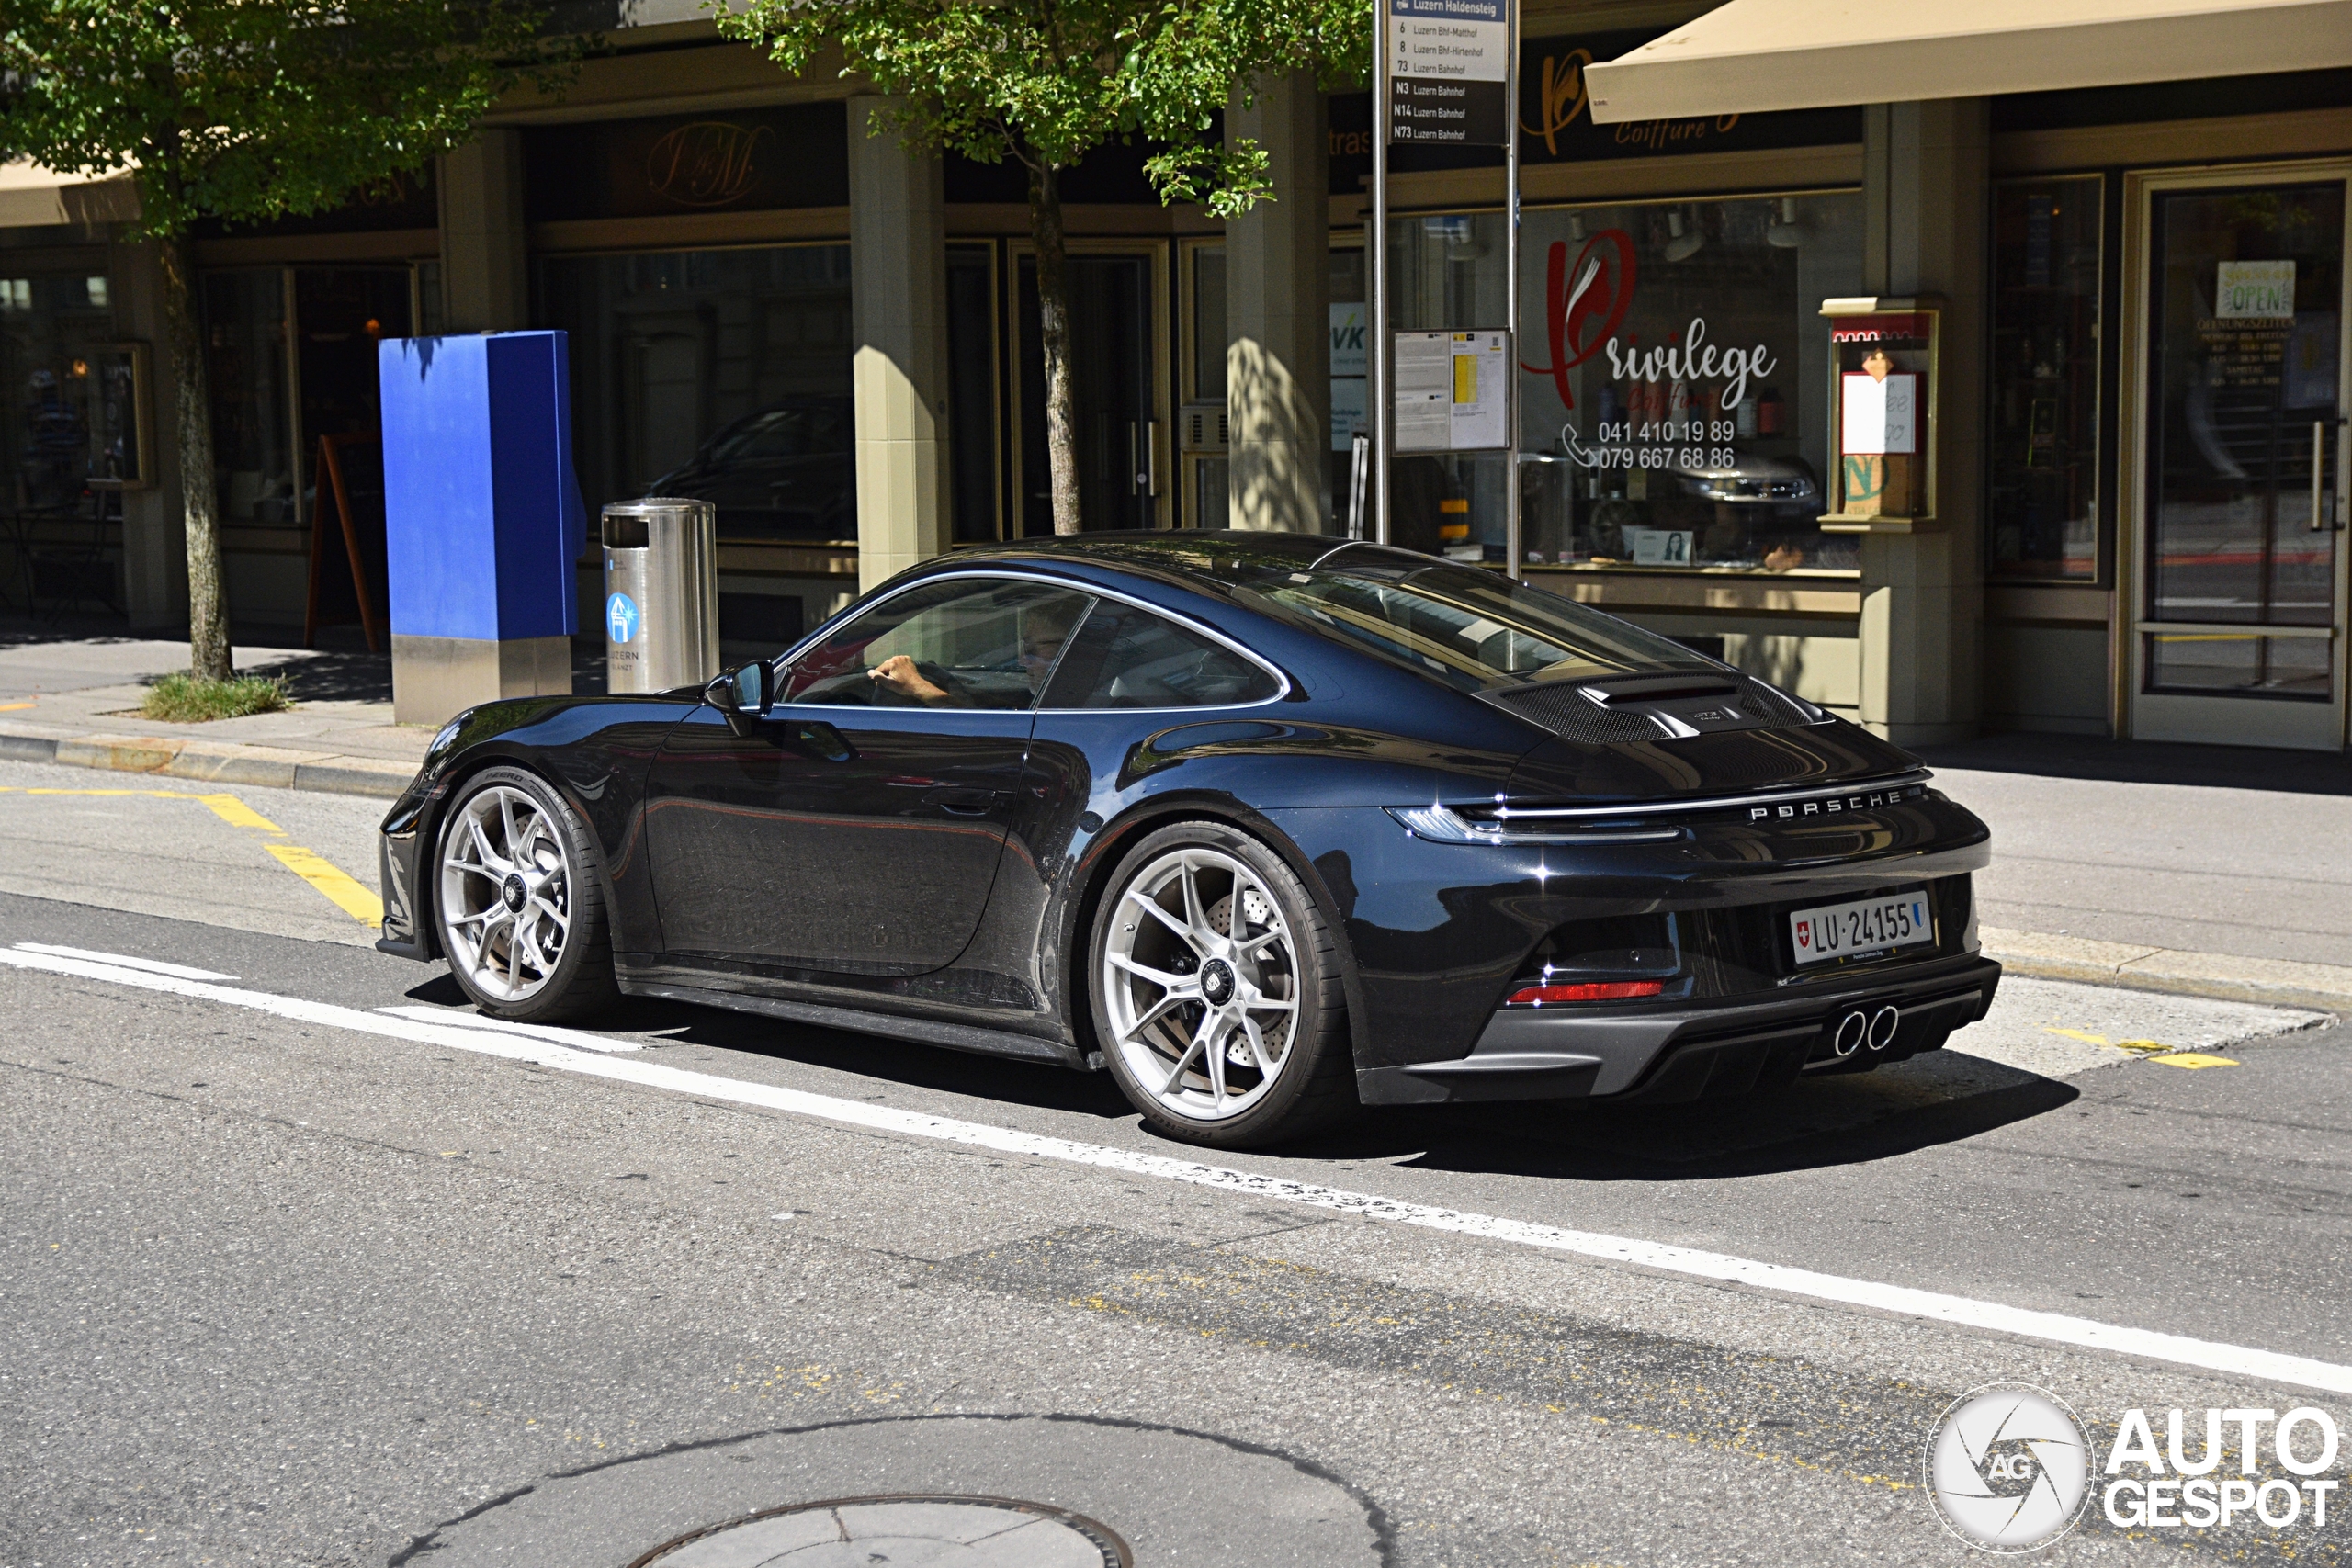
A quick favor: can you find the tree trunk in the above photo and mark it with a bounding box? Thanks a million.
[1029,162,1082,536]
[157,230,232,681]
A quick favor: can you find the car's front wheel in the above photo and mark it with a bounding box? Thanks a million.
[1091,821,1355,1148]
[435,765,618,1021]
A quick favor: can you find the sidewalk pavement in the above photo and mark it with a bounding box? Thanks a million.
[2,623,2346,1013]
[0,622,607,800]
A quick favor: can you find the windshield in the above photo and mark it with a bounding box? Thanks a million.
[1242,548,1722,694]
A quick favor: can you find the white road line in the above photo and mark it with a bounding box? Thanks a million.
[12,943,236,982]
[375,1005,646,1054]
[8,942,2352,1396]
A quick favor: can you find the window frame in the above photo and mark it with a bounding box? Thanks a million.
[763,570,1294,716]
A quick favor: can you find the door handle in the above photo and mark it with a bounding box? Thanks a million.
[1146,420,1159,498]
[933,788,1004,817]
[2315,418,2348,532]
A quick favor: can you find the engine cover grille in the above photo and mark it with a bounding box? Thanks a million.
[1479,675,1824,744]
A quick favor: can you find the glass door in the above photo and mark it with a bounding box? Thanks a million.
[1013,245,1167,536]
[2128,167,2349,750]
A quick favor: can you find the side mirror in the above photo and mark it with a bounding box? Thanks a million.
[708,661,774,734]
[733,660,775,715]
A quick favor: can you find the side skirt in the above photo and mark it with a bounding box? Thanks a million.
[617,976,1089,1071]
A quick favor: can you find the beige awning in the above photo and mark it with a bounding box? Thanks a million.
[1584,0,2352,123]
[0,160,141,228]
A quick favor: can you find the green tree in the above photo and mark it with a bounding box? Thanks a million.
[719,0,1366,535]
[0,1,576,682]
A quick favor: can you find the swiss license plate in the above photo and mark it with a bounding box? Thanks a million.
[1789,889,1933,966]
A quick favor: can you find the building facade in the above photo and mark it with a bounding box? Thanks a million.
[1,1,2346,749]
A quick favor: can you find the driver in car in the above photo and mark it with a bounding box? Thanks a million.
[867,597,1083,708]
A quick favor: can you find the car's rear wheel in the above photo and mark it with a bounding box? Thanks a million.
[1091,821,1354,1148]
[435,766,618,1021]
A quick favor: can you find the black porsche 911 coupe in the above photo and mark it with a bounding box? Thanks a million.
[378,532,1997,1148]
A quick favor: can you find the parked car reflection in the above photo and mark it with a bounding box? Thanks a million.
[645,394,854,542]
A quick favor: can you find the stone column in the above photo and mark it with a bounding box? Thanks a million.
[106,235,190,632]
[848,96,951,592]
[1855,99,1986,747]
[438,131,529,332]
[1226,71,1329,533]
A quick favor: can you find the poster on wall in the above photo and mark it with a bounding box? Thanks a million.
[1395,330,1510,452]
[1840,370,1917,456]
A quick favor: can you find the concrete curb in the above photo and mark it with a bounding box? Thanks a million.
[1982,926,2352,1016]
[0,724,414,799]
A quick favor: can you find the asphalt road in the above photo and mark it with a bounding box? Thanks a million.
[3,757,2349,1567]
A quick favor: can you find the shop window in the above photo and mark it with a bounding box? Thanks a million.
[204,267,411,528]
[203,271,297,524]
[1989,176,2102,581]
[2,272,122,513]
[1509,194,1865,575]
[948,247,1001,544]
[542,245,854,544]
[1329,244,1367,535]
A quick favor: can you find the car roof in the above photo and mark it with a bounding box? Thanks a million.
[946,530,1430,591]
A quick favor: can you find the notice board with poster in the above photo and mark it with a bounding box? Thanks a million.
[1394,331,1511,451]
[1819,298,1942,529]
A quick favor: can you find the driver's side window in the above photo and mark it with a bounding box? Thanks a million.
[778,578,1093,711]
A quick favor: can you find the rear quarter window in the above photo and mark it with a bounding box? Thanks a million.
[1043,603,1278,709]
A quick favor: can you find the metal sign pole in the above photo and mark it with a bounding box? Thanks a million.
[1503,0,1521,580]
[1371,5,1391,547]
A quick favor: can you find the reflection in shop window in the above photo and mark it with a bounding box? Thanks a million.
[542,245,854,544]
[203,271,297,524]
[1510,195,1863,574]
[1989,177,2101,581]
[3,273,122,514]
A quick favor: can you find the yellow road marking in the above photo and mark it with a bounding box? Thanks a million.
[266,843,384,928]
[0,700,35,711]
[2039,1027,2177,1056]
[0,783,375,928]
[195,793,285,833]
[2148,1052,2238,1069]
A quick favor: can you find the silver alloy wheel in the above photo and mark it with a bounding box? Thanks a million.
[439,784,572,1003]
[1101,846,1300,1123]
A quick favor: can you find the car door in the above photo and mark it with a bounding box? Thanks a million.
[645,575,1094,975]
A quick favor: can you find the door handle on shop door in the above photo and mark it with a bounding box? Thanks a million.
[2313,418,2347,531]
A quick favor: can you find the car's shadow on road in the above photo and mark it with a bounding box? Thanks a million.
[399,973,1138,1120]
[1322,1068,2082,1182]
[401,975,2083,1179]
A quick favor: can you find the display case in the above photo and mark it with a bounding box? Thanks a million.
[80,343,153,490]
[1818,296,1941,531]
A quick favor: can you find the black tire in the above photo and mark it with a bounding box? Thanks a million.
[434,765,620,1023]
[1089,819,1356,1149]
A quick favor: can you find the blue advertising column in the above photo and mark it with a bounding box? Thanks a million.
[379,332,587,725]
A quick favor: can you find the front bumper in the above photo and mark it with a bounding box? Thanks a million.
[1355,953,1999,1105]
[374,815,430,961]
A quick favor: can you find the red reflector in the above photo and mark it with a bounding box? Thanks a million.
[1506,981,1666,1006]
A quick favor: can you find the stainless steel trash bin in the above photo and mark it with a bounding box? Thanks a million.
[602,499,718,694]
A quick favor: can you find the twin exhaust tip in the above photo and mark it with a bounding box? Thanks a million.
[1831,1004,1903,1057]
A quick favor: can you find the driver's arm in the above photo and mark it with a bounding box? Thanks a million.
[868,654,955,705]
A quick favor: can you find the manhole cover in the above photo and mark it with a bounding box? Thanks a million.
[628,1494,1131,1567]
